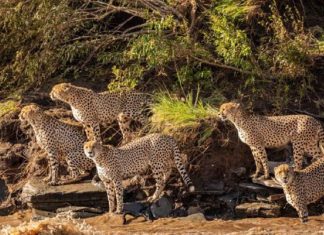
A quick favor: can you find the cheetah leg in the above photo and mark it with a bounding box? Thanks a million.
[113,179,124,214]
[250,146,269,179]
[46,150,59,185]
[148,171,166,203]
[59,153,90,185]
[133,112,148,127]
[250,154,263,178]
[117,113,133,144]
[295,204,308,223]
[292,143,305,170]
[103,180,116,213]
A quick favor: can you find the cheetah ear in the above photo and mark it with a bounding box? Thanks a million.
[234,103,241,108]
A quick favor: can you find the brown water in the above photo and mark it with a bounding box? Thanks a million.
[1,210,324,234]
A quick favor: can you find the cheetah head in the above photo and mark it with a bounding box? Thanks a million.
[274,164,294,185]
[19,104,42,123]
[83,140,102,159]
[218,102,242,122]
[50,83,74,103]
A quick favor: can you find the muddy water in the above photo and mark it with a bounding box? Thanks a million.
[1,210,324,234]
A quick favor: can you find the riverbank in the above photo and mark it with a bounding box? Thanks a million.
[1,210,324,235]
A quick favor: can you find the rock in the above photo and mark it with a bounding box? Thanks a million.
[123,201,153,223]
[0,202,15,216]
[187,206,203,215]
[205,181,224,191]
[252,177,282,189]
[235,202,281,218]
[257,194,285,202]
[0,142,12,155]
[268,161,286,174]
[22,177,107,212]
[56,206,104,218]
[267,193,285,202]
[0,178,8,202]
[230,167,246,177]
[181,212,206,221]
[150,196,173,218]
[239,182,270,194]
[218,192,239,208]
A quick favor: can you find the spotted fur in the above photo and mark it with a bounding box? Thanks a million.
[19,104,94,185]
[83,133,195,214]
[274,162,324,223]
[50,83,150,142]
[219,102,324,179]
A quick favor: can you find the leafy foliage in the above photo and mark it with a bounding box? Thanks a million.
[0,0,322,113]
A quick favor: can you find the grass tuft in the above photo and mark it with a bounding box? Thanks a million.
[150,92,219,143]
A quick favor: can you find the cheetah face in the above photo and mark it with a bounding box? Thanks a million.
[50,83,73,103]
[19,104,42,123]
[274,164,294,185]
[218,102,241,121]
[83,140,99,159]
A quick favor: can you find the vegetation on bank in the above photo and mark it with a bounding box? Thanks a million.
[0,0,323,126]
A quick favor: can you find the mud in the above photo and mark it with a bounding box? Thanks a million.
[1,210,324,234]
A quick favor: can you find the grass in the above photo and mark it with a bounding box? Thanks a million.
[150,92,219,143]
[0,100,18,118]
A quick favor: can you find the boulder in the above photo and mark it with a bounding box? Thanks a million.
[22,177,107,212]
[150,196,173,218]
[235,202,281,218]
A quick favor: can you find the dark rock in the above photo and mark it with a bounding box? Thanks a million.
[150,196,173,218]
[205,181,224,191]
[0,178,8,202]
[22,177,107,212]
[239,182,272,194]
[0,202,15,216]
[218,192,239,207]
[252,177,282,189]
[235,202,281,218]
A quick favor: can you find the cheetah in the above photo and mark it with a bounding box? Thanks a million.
[274,162,324,223]
[50,83,150,142]
[19,104,95,185]
[83,133,195,214]
[219,102,324,179]
[117,112,139,145]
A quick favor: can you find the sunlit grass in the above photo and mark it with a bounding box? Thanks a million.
[0,100,18,117]
[150,92,219,143]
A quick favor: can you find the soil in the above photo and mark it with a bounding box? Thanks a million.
[1,210,324,234]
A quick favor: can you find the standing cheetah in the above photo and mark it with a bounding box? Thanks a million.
[19,104,94,185]
[83,133,195,214]
[50,83,150,142]
[219,102,324,179]
[274,162,324,223]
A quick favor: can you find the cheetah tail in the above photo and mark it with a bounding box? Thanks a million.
[172,140,195,192]
[319,128,324,154]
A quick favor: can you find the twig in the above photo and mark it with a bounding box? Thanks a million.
[190,55,255,75]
